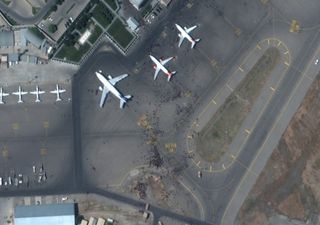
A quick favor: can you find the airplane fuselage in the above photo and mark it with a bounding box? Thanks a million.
[96,72,124,101]
[150,55,171,76]
[176,24,194,43]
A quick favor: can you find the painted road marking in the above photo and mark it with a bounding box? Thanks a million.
[209,165,213,172]
[2,147,8,158]
[43,121,50,129]
[245,129,251,134]
[230,154,236,159]
[226,84,234,91]
[187,37,292,173]
[196,161,201,166]
[12,123,20,130]
[222,164,226,170]
[238,67,244,72]
[270,86,276,91]
[40,148,47,156]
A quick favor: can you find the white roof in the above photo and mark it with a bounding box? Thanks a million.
[126,17,139,31]
[129,0,144,9]
[15,215,75,225]
[79,30,92,45]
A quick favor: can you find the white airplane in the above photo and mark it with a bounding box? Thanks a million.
[12,86,28,103]
[149,55,176,81]
[30,85,45,102]
[175,23,200,49]
[50,84,66,101]
[96,70,132,108]
[0,87,9,104]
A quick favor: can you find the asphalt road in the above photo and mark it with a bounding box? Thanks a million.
[2,0,320,225]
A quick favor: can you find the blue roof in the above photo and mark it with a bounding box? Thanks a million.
[15,203,75,218]
[0,30,14,46]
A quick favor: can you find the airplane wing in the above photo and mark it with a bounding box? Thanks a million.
[178,35,185,47]
[154,66,161,80]
[109,74,128,86]
[39,91,46,94]
[50,90,57,94]
[2,93,9,96]
[21,92,28,95]
[12,92,19,95]
[160,57,174,65]
[99,86,110,108]
[30,91,37,95]
[185,25,197,33]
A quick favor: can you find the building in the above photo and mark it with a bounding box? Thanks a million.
[159,0,172,7]
[14,203,75,225]
[129,0,145,10]
[0,30,14,47]
[126,17,139,31]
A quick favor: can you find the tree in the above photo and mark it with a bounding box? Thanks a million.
[51,5,57,12]
[48,24,57,33]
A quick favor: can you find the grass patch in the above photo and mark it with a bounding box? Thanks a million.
[103,0,117,10]
[3,13,18,25]
[28,27,45,39]
[92,1,114,28]
[88,25,103,44]
[55,42,90,62]
[32,7,40,15]
[1,0,11,5]
[142,4,152,17]
[107,19,134,49]
[196,48,280,162]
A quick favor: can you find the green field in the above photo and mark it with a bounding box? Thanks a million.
[55,43,90,62]
[92,1,114,28]
[32,7,40,15]
[103,0,117,10]
[88,25,103,44]
[195,48,280,162]
[107,19,134,49]
[28,27,45,39]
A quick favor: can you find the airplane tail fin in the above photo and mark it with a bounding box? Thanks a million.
[191,39,200,49]
[120,95,132,109]
[167,71,176,82]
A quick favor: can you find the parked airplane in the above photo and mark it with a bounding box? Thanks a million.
[30,85,45,102]
[96,70,132,108]
[149,55,176,81]
[0,87,9,104]
[12,86,28,103]
[50,84,66,101]
[175,23,200,49]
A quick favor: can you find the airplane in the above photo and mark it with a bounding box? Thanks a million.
[50,84,66,101]
[175,23,200,49]
[149,55,176,81]
[30,85,45,102]
[96,70,132,108]
[12,86,28,103]
[0,87,9,104]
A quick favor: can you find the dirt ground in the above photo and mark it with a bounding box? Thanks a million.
[236,75,320,225]
[196,48,280,162]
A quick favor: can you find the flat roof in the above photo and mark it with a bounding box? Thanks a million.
[0,30,14,46]
[15,203,75,218]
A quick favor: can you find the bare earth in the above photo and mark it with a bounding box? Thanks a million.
[236,75,320,225]
[196,48,280,162]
